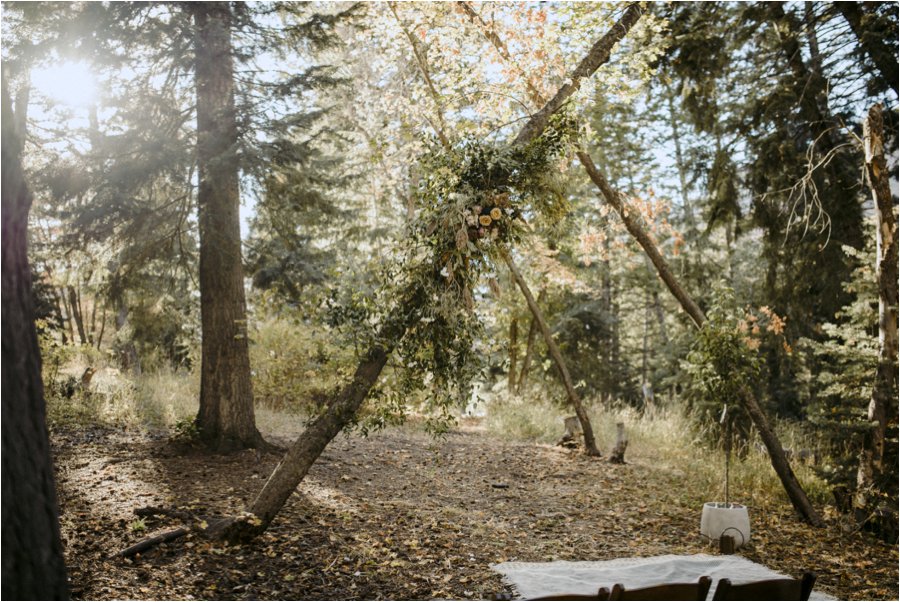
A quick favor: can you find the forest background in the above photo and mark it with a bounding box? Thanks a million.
[1,1,897,600]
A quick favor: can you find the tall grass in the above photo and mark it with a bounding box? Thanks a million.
[484,392,831,509]
[46,363,199,432]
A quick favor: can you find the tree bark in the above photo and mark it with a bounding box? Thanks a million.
[513,3,646,147]
[578,149,822,525]
[855,103,899,517]
[578,152,708,329]
[652,289,668,346]
[68,285,87,345]
[767,2,836,149]
[504,252,602,456]
[516,289,545,393]
[508,316,519,390]
[60,285,76,343]
[663,80,698,235]
[50,286,69,344]
[113,294,141,376]
[836,2,899,94]
[739,388,822,525]
[609,422,628,464]
[96,306,107,350]
[1,71,69,601]
[641,291,650,387]
[191,2,264,451]
[388,2,451,148]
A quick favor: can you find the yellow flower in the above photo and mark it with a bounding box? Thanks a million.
[479,215,492,226]
[490,207,502,221]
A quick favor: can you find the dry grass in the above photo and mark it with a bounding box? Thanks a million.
[483,391,832,511]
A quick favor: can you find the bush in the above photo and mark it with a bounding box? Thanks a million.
[249,315,355,415]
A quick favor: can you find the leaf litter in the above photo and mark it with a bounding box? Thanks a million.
[51,420,897,600]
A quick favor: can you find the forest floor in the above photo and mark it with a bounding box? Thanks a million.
[52,418,897,601]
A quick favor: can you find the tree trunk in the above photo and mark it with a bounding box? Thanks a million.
[641,291,650,388]
[652,290,668,346]
[836,2,899,93]
[663,80,698,235]
[218,287,422,543]
[504,252,602,457]
[50,287,68,344]
[516,289,544,393]
[191,2,264,451]
[609,422,628,464]
[60,286,75,343]
[67,285,87,345]
[88,292,97,345]
[578,152,708,329]
[512,3,646,147]
[96,306,107,350]
[508,316,519,390]
[114,296,141,376]
[601,218,613,403]
[855,103,899,517]
[1,72,69,601]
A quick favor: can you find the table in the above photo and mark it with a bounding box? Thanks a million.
[491,554,834,600]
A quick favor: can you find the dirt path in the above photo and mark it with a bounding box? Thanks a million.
[52,420,897,600]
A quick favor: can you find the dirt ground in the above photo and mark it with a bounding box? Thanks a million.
[52,419,898,601]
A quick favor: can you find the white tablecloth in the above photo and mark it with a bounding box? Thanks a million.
[492,554,834,600]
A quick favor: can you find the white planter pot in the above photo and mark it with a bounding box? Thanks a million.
[700,502,751,548]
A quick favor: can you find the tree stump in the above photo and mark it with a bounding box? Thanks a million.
[556,416,582,448]
[608,422,628,464]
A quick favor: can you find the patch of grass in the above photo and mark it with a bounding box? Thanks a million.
[483,389,566,443]
[46,364,199,432]
[485,392,831,511]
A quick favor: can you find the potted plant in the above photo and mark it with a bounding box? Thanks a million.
[700,405,751,549]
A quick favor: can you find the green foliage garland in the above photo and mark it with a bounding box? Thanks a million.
[331,112,578,434]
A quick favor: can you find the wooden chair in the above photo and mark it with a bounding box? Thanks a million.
[608,576,712,600]
[712,572,816,601]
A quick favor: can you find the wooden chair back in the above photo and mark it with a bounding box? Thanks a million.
[608,576,712,600]
[712,572,816,601]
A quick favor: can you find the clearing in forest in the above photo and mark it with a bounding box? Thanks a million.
[53,418,897,601]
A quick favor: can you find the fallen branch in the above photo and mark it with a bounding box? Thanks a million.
[115,527,189,559]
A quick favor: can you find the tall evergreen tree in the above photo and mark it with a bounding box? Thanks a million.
[189,2,263,449]
[1,69,69,601]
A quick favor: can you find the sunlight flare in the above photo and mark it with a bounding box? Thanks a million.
[31,61,98,107]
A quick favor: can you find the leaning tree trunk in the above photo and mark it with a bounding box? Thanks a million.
[577,151,822,526]
[1,71,69,601]
[217,284,424,542]
[460,0,822,526]
[191,2,264,451]
[855,103,899,518]
[504,252,602,456]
